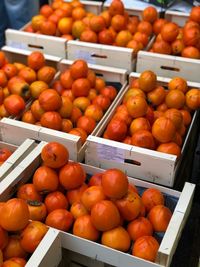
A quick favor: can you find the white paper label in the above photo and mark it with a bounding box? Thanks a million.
[6,40,28,50]
[96,143,124,163]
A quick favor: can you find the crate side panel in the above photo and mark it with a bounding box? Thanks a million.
[157,182,195,266]
[137,51,200,83]
[26,228,62,267]
[67,41,134,72]
[0,118,41,146]
[60,232,159,267]
[165,10,189,27]
[5,29,67,58]
[86,136,176,187]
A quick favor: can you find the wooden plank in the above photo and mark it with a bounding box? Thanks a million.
[67,40,135,72]
[164,10,189,27]
[86,136,176,186]
[26,228,62,267]
[5,29,67,58]
[0,139,36,182]
[59,249,105,267]
[157,182,195,266]
[137,51,200,83]
[60,231,160,267]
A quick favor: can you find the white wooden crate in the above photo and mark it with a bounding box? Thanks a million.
[0,60,127,162]
[85,72,200,187]
[5,1,102,58]
[0,141,195,267]
[67,5,155,72]
[136,10,200,83]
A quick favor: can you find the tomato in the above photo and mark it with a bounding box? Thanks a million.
[3,235,28,260]
[45,209,74,232]
[44,191,69,213]
[41,142,69,169]
[17,183,42,202]
[4,94,25,116]
[0,198,29,231]
[0,226,8,249]
[0,148,12,163]
[20,221,48,253]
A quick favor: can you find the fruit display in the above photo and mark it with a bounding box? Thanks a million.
[23,0,159,52]
[0,50,57,118]
[149,6,200,59]
[0,141,192,266]
[19,58,119,144]
[0,147,12,166]
[102,70,200,157]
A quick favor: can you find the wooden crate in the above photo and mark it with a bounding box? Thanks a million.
[0,60,127,162]
[0,138,36,182]
[136,11,200,83]
[85,72,200,187]
[0,141,195,267]
[67,5,155,72]
[5,1,102,58]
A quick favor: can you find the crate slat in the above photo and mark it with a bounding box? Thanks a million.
[26,228,62,267]
[67,40,135,72]
[5,30,67,58]
[0,139,36,182]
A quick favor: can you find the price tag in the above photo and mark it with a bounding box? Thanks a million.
[75,50,96,64]
[96,143,125,163]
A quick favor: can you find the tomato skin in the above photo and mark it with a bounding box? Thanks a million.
[1,257,26,267]
[17,183,42,202]
[0,148,12,163]
[41,142,69,169]
[44,191,69,214]
[45,209,74,232]
[0,198,29,232]
[32,166,59,194]
[59,162,86,190]
[20,221,48,253]
[0,226,8,250]
[3,235,28,261]
[4,94,25,116]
